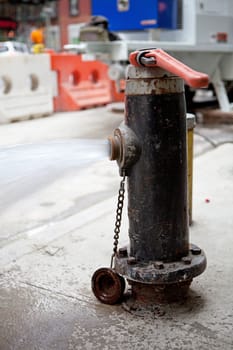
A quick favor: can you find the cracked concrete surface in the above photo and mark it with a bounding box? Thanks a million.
[0,108,233,349]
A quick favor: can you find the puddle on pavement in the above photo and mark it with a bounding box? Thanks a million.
[0,139,109,209]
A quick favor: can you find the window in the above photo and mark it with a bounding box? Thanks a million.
[69,0,79,16]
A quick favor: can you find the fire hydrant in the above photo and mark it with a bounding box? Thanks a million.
[92,49,208,305]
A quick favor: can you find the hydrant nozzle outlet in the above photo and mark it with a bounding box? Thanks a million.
[108,124,141,172]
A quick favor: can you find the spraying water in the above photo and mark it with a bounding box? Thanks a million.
[0,139,109,210]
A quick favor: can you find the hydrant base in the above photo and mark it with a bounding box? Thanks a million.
[127,279,192,305]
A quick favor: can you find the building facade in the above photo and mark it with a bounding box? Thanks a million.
[0,0,92,50]
[58,0,91,48]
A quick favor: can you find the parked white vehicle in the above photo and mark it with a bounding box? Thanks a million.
[0,41,29,55]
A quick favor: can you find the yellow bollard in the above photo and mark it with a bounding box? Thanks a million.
[32,43,45,54]
[187,113,195,225]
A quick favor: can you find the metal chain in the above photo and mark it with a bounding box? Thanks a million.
[110,170,126,269]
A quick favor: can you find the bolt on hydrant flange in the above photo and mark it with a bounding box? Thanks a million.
[92,48,208,306]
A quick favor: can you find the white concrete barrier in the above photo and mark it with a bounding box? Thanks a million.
[0,54,54,123]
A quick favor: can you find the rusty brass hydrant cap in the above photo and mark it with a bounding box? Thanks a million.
[91,267,125,305]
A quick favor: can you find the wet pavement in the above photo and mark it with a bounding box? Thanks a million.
[0,108,233,350]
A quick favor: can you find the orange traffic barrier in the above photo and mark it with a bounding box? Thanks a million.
[51,53,112,112]
[110,80,125,103]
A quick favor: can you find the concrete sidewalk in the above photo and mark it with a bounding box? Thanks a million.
[0,108,233,350]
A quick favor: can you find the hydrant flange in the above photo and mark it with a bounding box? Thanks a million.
[115,244,206,284]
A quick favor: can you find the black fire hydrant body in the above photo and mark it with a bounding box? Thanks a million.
[92,49,208,305]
